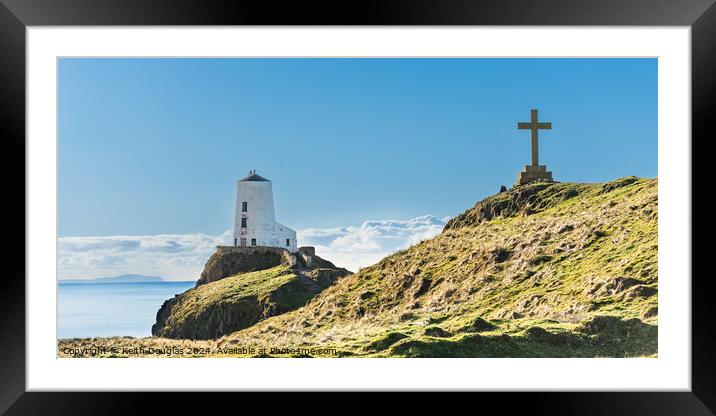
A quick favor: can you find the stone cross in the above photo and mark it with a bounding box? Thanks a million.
[517,109,552,166]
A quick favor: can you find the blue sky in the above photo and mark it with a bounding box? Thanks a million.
[58,58,656,277]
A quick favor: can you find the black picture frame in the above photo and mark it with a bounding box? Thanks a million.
[1,0,714,414]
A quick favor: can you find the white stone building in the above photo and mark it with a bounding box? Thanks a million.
[232,170,297,253]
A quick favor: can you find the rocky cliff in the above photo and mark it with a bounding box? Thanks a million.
[196,246,294,286]
[152,247,351,339]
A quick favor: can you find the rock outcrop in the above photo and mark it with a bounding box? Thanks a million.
[195,246,346,286]
[444,176,641,230]
[152,247,351,340]
[196,246,293,286]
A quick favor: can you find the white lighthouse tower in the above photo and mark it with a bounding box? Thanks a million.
[232,170,297,253]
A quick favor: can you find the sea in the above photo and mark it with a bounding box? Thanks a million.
[58,281,195,339]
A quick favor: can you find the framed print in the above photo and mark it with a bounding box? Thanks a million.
[2,0,715,414]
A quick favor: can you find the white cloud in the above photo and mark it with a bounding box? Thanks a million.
[58,231,233,281]
[58,215,448,280]
[298,215,448,272]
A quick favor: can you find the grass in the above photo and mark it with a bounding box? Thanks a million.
[151,266,322,340]
[59,177,658,358]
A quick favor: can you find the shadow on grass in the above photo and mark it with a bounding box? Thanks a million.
[383,315,657,358]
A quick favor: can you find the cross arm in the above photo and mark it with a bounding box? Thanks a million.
[517,122,552,130]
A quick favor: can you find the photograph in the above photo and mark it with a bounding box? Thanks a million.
[3,0,713,408]
[56,57,658,358]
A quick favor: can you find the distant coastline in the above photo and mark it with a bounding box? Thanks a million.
[59,274,169,284]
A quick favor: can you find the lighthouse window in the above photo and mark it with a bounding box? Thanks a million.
[251,238,257,246]
[286,239,290,247]
[242,202,247,212]
[241,218,247,228]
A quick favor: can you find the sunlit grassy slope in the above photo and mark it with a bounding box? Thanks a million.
[152,266,313,339]
[59,177,657,358]
[214,177,658,357]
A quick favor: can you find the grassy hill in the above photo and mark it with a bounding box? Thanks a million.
[152,266,305,339]
[212,177,658,357]
[59,177,657,358]
[152,262,351,340]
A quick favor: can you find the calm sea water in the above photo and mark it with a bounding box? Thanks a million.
[58,281,195,339]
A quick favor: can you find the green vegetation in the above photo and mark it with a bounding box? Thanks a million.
[214,177,658,357]
[151,246,351,340]
[152,266,322,340]
[59,177,658,358]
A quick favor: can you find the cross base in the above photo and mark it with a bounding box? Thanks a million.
[516,165,554,185]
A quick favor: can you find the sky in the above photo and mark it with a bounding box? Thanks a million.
[58,58,657,279]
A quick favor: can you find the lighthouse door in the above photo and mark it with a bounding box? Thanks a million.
[240,238,247,247]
